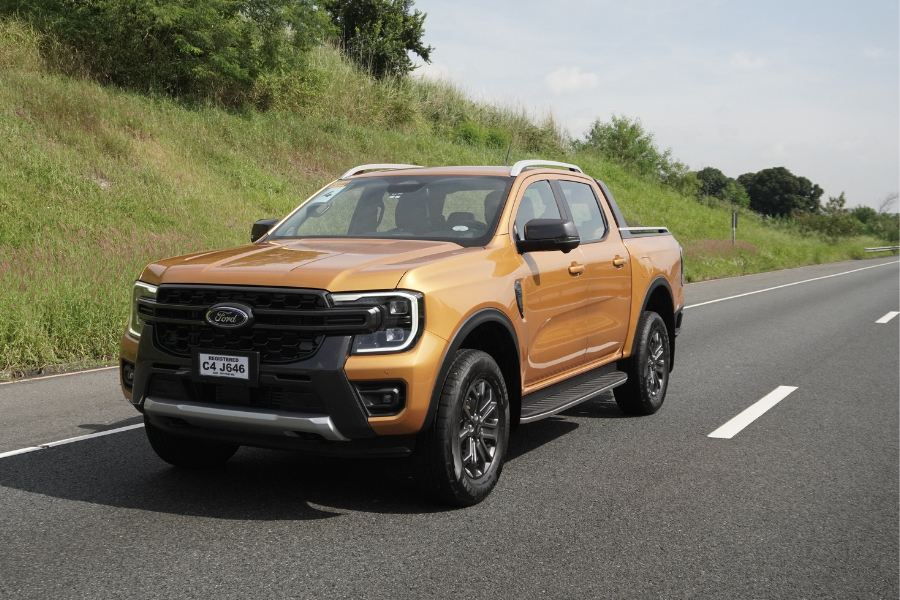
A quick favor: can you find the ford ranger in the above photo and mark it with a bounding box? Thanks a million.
[120,160,684,506]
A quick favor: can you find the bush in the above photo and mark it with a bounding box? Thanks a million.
[3,0,333,104]
[581,114,698,194]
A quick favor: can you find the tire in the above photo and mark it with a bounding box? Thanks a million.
[144,416,239,468]
[413,349,510,506]
[614,311,671,416]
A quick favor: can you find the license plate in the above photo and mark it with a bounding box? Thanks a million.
[197,353,250,380]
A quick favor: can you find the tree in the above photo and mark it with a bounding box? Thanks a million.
[737,167,823,217]
[324,0,433,78]
[694,167,750,208]
[850,205,877,224]
[877,192,899,215]
[4,0,333,103]
[696,167,729,198]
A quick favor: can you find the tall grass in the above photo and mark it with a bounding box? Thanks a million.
[0,19,886,376]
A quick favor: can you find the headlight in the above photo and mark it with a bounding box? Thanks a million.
[330,291,424,354]
[127,281,158,339]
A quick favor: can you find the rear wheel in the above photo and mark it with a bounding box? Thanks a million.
[144,416,239,468]
[614,311,670,415]
[413,349,509,506]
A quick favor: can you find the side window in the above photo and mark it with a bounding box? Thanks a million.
[558,180,608,243]
[514,180,561,239]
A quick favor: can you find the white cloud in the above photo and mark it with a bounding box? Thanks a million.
[729,52,767,70]
[863,47,884,59]
[544,67,600,95]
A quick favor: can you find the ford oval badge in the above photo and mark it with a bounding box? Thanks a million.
[205,304,252,329]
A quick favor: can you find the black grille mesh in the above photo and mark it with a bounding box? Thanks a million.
[155,323,323,363]
[151,286,329,363]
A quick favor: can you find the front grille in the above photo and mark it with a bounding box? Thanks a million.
[155,322,323,363]
[144,285,380,364]
[148,374,326,414]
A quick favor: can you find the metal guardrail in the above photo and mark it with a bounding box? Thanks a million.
[865,246,900,252]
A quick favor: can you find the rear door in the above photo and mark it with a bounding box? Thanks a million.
[554,177,632,365]
[511,177,588,386]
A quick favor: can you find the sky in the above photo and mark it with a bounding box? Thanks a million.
[412,0,899,210]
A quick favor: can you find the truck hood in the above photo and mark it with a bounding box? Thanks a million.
[140,239,468,292]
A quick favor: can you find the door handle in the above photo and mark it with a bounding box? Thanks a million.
[613,256,627,267]
[568,262,585,275]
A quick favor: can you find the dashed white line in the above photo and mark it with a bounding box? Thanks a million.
[685,260,899,310]
[876,311,899,324]
[708,386,798,439]
[0,424,144,459]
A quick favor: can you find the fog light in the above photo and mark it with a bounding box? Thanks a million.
[353,382,405,415]
[121,361,135,391]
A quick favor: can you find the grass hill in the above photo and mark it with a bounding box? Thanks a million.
[0,19,886,376]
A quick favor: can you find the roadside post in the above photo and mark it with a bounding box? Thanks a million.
[732,212,737,246]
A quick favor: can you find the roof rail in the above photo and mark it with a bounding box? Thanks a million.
[339,164,423,179]
[509,160,583,177]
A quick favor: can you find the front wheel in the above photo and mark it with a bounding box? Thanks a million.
[413,349,510,506]
[614,311,671,415]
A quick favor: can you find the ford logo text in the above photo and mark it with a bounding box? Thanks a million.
[205,304,252,329]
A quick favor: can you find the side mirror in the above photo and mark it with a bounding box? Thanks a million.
[516,218,580,254]
[251,218,280,243]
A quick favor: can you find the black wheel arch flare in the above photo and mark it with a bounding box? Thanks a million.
[637,275,679,370]
[421,308,522,432]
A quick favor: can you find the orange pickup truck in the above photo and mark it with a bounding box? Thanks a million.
[120,160,684,505]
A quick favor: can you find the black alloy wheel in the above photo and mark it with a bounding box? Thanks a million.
[614,311,671,415]
[456,378,502,480]
[413,349,510,506]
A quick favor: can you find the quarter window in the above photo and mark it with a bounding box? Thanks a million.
[558,180,607,243]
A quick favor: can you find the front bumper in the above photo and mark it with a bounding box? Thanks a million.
[121,323,448,456]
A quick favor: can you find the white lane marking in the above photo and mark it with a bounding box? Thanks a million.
[0,424,144,459]
[685,260,899,310]
[876,311,899,324]
[0,365,117,386]
[0,446,43,459]
[708,386,798,439]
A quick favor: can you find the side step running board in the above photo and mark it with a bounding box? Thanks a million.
[520,370,628,424]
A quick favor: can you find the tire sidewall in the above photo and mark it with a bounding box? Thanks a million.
[438,351,510,504]
[635,312,670,413]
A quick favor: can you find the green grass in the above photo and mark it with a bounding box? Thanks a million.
[0,19,888,375]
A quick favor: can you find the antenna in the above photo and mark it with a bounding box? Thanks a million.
[502,143,512,167]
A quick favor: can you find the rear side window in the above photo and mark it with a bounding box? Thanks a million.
[514,180,561,239]
[558,180,607,243]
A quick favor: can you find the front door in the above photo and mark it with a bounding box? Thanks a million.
[512,178,588,386]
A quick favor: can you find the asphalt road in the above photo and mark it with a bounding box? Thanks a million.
[1,257,897,599]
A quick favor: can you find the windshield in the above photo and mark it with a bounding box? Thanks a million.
[267,175,513,248]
